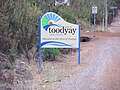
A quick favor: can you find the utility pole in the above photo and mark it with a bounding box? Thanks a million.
[102,0,105,31]
[104,0,108,29]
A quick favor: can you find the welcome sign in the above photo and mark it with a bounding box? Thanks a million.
[38,12,80,67]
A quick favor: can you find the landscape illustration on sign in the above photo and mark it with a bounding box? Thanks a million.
[42,13,61,31]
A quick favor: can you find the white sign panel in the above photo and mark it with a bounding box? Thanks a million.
[40,12,80,48]
[92,6,97,14]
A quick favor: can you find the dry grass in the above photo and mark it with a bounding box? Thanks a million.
[30,52,79,90]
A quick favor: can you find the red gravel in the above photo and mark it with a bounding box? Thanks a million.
[54,10,120,90]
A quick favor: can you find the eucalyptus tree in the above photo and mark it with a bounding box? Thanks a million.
[0,0,43,61]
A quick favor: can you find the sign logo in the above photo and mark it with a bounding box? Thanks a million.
[42,13,61,31]
[42,13,77,36]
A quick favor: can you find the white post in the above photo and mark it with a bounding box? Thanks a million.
[113,9,115,21]
[102,15,105,31]
[94,14,96,26]
[102,0,105,31]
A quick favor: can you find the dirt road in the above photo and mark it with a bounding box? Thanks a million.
[54,11,120,90]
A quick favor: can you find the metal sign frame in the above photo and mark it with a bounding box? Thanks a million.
[92,6,97,26]
[38,12,81,67]
[110,6,118,20]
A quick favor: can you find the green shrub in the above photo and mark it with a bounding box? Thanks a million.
[59,7,76,23]
[42,48,61,61]
[5,63,13,70]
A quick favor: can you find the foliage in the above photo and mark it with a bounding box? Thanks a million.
[59,6,76,23]
[0,0,43,62]
[42,48,61,61]
[5,63,13,69]
[0,0,119,63]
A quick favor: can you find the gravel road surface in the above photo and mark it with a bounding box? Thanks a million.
[54,10,120,90]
